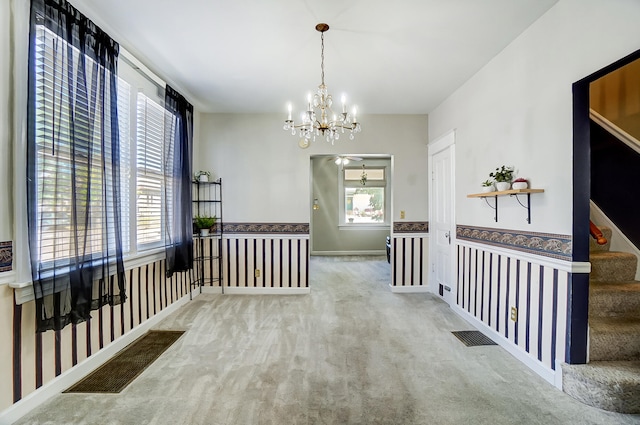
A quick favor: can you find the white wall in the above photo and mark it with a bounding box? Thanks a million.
[428,0,640,234]
[198,114,428,224]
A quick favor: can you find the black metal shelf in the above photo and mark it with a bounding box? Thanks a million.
[192,179,221,185]
[191,178,223,297]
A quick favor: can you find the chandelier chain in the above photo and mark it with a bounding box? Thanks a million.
[320,31,325,86]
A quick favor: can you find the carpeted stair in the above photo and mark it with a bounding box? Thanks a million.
[562,227,640,414]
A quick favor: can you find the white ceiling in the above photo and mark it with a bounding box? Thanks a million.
[72,0,558,114]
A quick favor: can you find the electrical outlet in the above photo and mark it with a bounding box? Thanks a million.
[400,210,405,219]
[254,269,261,278]
[510,307,517,322]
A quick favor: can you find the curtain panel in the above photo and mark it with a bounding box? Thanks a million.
[164,85,194,277]
[27,0,126,332]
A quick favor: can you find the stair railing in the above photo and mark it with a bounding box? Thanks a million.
[590,220,608,245]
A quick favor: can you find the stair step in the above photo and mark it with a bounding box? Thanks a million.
[590,281,640,318]
[589,226,612,252]
[590,251,637,283]
[562,360,640,413]
[590,316,640,361]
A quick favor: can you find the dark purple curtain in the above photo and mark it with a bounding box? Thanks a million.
[27,0,126,332]
[164,85,193,277]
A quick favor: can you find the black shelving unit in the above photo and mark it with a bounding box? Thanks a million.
[192,178,223,297]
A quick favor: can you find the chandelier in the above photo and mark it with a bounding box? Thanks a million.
[284,23,361,145]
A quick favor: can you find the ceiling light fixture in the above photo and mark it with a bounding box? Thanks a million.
[284,23,361,146]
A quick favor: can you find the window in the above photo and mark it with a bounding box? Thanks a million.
[27,0,127,332]
[340,164,389,226]
[116,58,178,255]
[33,24,176,259]
[135,94,172,248]
[32,25,125,266]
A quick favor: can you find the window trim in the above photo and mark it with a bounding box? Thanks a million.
[338,162,391,229]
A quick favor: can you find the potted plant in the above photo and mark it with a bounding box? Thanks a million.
[194,170,211,183]
[489,166,514,191]
[481,179,495,193]
[512,177,528,190]
[194,215,216,236]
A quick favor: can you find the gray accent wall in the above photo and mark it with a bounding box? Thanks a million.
[311,156,390,254]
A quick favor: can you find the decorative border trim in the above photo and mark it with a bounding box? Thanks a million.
[0,241,13,272]
[393,221,429,233]
[456,225,572,260]
[223,223,309,235]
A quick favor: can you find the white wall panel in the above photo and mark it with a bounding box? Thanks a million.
[457,241,572,378]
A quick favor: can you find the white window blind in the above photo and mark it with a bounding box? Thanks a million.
[33,24,126,266]
[136,94,170,247]
[117,77,131,253]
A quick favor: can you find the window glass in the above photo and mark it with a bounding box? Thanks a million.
[345,187,385,223]
[344,168,384,181]
[135,94,171,247]
[341,165,388,225]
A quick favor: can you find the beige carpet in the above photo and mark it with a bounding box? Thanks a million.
[562,226,640,414]
[15,256,640,424]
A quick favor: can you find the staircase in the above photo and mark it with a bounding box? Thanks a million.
[562,227,640,414]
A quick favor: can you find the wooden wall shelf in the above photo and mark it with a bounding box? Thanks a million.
[467,188,544,198]
[467,188,544,223]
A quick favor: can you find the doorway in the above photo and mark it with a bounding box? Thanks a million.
[310,155,392,256]
[571,48,640,364]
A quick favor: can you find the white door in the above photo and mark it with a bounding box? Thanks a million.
[429,132,455,306]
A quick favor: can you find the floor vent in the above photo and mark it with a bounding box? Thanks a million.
[452,330,497,347]
[64,330,184,393]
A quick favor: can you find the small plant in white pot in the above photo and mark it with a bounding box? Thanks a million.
[194,215,216,236]
[194,170,211,183]
[489,166,514,191]
[481,179,495,193]
[512,177,528,190]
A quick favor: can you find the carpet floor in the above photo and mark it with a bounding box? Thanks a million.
[14,256,640,425]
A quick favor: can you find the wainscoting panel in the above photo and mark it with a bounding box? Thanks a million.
[224,236,309,289]
[222,223,310,291]
[456,242,570,377]
[391,223,429,291]
[10,259,191,407]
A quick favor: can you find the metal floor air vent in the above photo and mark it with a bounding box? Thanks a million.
[452,330,497,347]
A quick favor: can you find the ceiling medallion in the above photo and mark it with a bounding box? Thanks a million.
[284,23,361,146]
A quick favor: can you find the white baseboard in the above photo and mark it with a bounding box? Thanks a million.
[452,304,557,386]
[199,286,223,294]
[223,286,310,295]
[0,291,195,425]
[555,359,563,390]
[311,250,385,256]
[389,284,431,293]
[200,286,310,295]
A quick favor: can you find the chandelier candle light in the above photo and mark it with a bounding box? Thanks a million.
[284,23,361,145]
